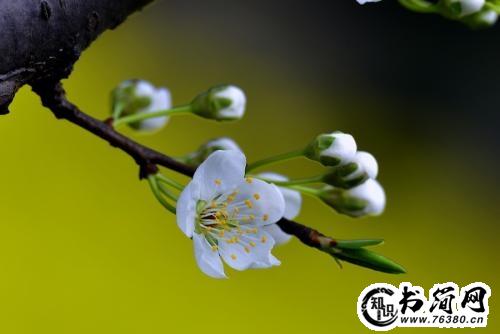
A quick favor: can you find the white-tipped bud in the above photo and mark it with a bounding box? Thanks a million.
[191,85,246,121]
[305,132,357,166]
[475,9,498,26]
[111,80,171,131]
[447,0,485,16]
[319,179,386,217]
[322,151,379,189]
[356,0,382,4]
[184,137,243,167]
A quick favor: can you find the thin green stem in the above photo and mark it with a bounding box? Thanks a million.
[288,185,321,197]
[158,183,179,201]
[258,175,323,187]
[113,105,192,127]
[246,149,305,172]
[156,174,185,191]
[148,175,176,214]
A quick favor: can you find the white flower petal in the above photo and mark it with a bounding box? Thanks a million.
[258,172,302,220]
[176,183,198,237]
[263,224,292,245]
[193,150,246,200]
[229,178,285,226]
[219,238,254,271]
[243,229,280,269]
[193,233,226,279]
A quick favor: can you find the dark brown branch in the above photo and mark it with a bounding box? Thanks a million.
[32,81,196,178]
[0,0,154,113]
[32,80,334,252]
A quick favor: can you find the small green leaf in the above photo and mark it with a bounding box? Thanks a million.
[333,248,406,274]
[336,239,384,249]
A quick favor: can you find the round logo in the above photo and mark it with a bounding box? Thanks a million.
[357,283,399,331]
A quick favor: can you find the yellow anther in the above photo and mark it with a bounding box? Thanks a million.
[249,241,256,247]
[230,254,237,260]
[253,193,261,200]
[245,199,253,209]
[227,196,235,203]
[215,179,222,186]
[210,201,217,209]
[262,214,269,222]
[245,177,253,184]
[261,235,267,243]
[218,230,225,237]
[211,245,218,252]
[244,247,251,253]
[249,214,255,221]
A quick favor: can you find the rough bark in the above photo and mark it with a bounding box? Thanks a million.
[0,0,153,114]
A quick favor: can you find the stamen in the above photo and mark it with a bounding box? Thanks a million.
[262,214,269,222]
[245,199,253,209]
[245,177,253,184]
[230,254,237,260]
[244,247,251,253]
[261,235,267,243]
[253,193,261,200]
[249,241,256,247]
[215,179,222,186]
[211,245,218,252]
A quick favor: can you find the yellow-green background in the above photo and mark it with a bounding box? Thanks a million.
[0,1,497,333]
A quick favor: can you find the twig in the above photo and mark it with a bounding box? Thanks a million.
[32,81,339,254]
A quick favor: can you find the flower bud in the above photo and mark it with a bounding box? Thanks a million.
[191,85,246,121]
[322,151,379,189]
[356,0,382,4]
[319,179,386,217]
[445,0,485,17]
[304,132,357,166]
[466,9,499,27]
[111,80,171,131]
[184,137,243,167]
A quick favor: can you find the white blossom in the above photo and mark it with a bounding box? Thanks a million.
[176,150,285,278]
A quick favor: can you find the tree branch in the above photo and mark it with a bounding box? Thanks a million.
[32,80,340,258]
[32,81,195,178]
[0,0,154,114]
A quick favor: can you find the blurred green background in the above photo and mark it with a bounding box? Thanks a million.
[0,1,497,333]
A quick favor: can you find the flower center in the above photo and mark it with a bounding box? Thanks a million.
[195,189,268,257]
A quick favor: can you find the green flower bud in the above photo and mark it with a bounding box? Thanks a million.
[191,85,246,121]
[111,80,171,131]
[322,151,379,189]
[304,132,357,166]
[319,179,386,217]
[443,0,485,17]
